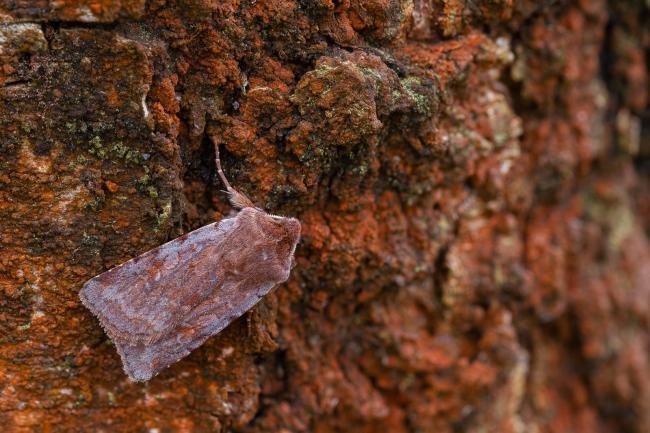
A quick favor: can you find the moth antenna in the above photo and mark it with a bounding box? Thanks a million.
[212,136,255,209]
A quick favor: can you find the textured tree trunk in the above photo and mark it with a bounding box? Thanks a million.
[1,1,648,432]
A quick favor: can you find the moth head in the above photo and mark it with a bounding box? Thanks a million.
[272,215,301,256]
[281,216,301,248]
[256,212,301,261]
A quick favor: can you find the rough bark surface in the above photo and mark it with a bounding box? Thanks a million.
[0,1,648,432]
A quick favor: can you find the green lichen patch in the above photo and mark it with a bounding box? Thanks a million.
[135,167,161,199]
[88,136,106,159]
[110,142,141,164]
[154,200,173,232]
[400,76,433,116]
[86,136,145,165]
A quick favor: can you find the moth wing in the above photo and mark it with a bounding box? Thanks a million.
[114,278,277,381]
[79,217,238,345]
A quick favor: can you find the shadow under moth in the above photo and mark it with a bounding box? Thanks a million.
[79,138,301,381]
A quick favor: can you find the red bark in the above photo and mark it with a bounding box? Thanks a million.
[0,1,648,432]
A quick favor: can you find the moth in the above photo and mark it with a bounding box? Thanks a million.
[79,138,301,381]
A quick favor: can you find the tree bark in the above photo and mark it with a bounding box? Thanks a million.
[0,1,648,432]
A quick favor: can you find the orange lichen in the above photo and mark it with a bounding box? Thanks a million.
[0,0,648,432]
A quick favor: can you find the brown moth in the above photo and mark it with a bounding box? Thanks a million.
[79,138,301,382]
